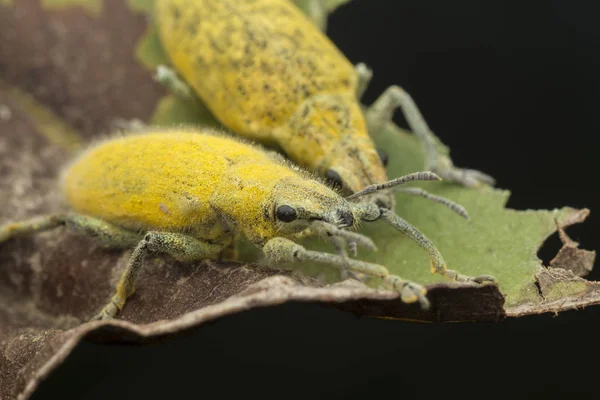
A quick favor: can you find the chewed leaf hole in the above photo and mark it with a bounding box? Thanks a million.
[537,230,563,267]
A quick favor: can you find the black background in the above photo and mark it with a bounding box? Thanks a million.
[33,1,600,399]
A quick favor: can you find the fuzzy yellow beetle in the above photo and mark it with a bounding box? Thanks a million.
[154,0,495,211]
[0,129,493,320]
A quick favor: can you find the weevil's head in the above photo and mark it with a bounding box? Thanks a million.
[281,93,396,210]
[269,176,356,235]
[319,135,396,211]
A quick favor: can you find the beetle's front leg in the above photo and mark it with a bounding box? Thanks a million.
[261,237,430,309]
[263,237,387,277]
[293,222,377,281]
[365,84,495,188]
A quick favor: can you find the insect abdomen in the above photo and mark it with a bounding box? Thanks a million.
[156,0,357,138]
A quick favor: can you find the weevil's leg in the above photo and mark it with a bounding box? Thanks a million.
[1,214,65,243]
[355,62,373,100]
[326,234,353,280]
[292,224,367,280]
[92,231,224,321]
[365,85,495,188]
[154,64,194,99]
[395,187,469,219]
[327,235,368,282]
[293,222,376,255]
[379,209,495,284]
[0,213,141,248]
[263,237,429,308]
[263,237,388,278]
[310,220,378,253]
[383,275,429,309]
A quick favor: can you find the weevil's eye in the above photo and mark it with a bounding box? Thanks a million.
[276,205,298,222]
[377,148,389,167]
[325,169,343,189]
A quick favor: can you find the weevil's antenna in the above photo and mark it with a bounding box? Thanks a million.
[346,171,440,200]
[395,187,469,219]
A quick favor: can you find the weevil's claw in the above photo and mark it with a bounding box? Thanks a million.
[438,166,496,188]
[384,275,430,310]
[90,308,115,321]
[400,282,429,310]
[432,155,496,188]
[442,269,496,285]
[90,296,124,321]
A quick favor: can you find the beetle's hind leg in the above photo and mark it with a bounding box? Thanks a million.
[0,213,141,248]
[92,231,224,320]
[1,214,66,243]
[365,85,495,188]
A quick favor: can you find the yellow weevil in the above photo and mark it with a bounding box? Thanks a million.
[0,129,494,320]
[154,0,495,211]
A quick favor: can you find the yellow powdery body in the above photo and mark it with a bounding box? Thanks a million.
[156,0,355,135]
[155,0,385,189]
[61,130,300,242]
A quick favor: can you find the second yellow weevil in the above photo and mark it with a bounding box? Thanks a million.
[154,0,494,211]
